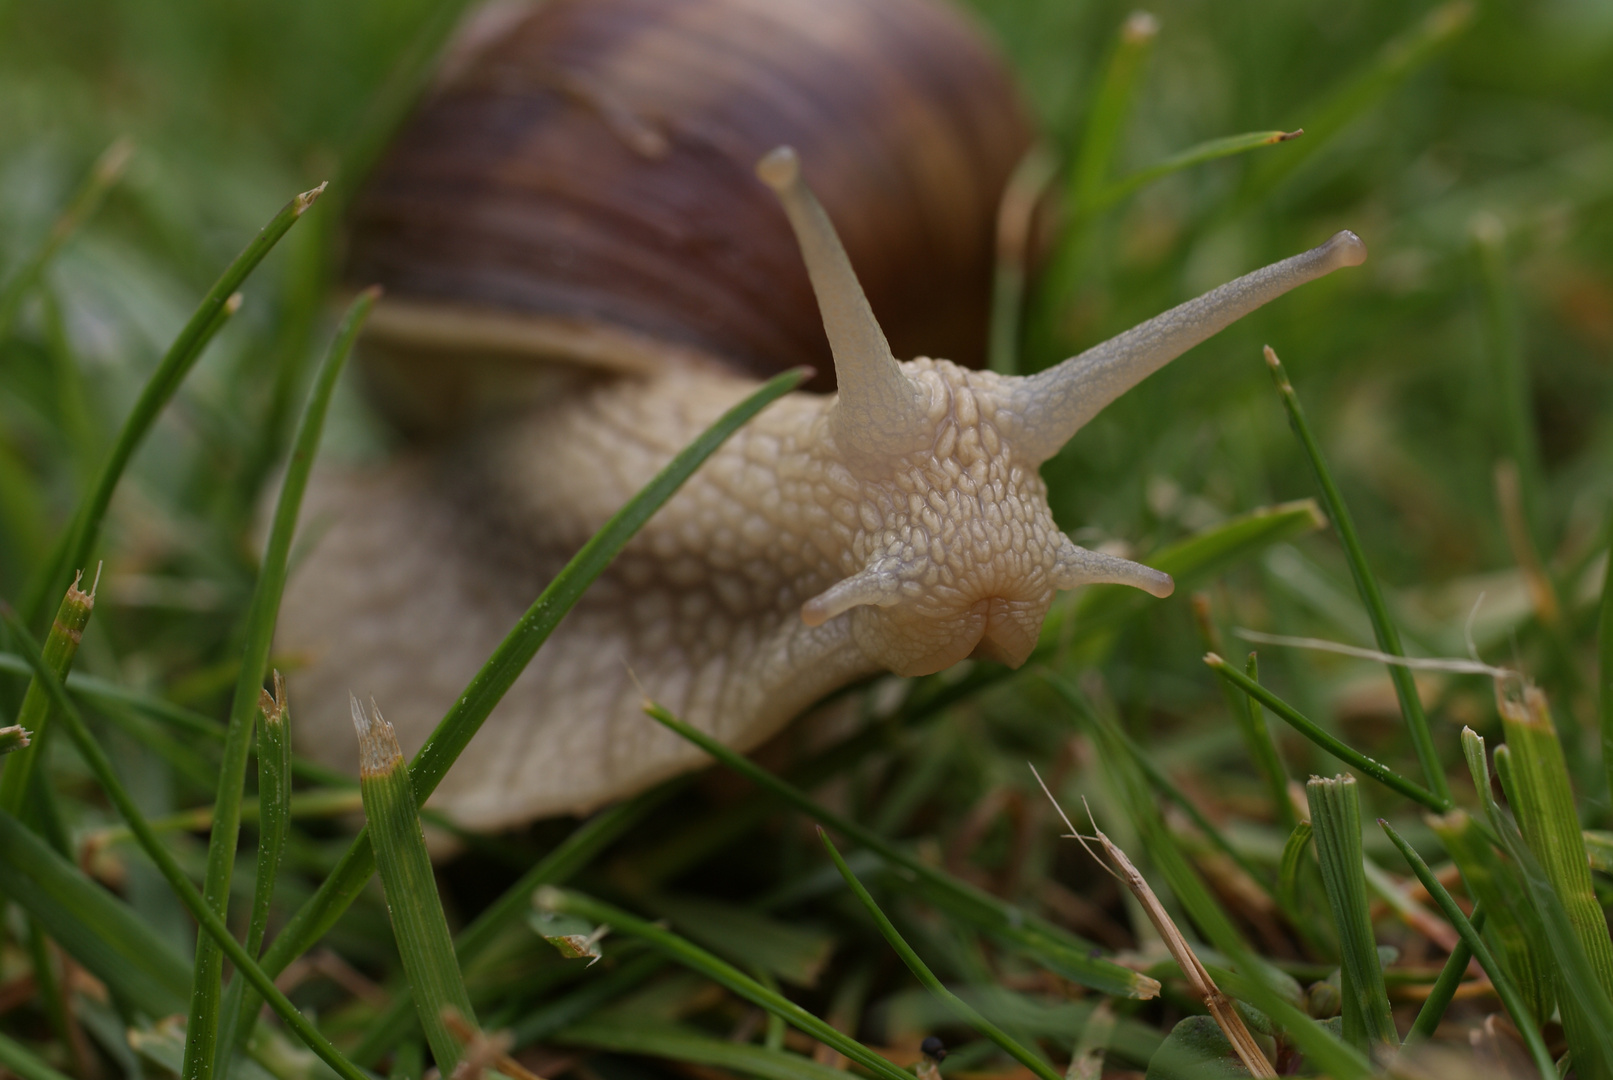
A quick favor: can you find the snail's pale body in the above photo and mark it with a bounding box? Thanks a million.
[289,360,1071,827]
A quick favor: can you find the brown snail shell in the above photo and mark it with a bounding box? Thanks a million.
[343,0,1035,428]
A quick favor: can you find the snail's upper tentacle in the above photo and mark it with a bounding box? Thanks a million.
[757,147,934,468]
[1002,230,1368,464]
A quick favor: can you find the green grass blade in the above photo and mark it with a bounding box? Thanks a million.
[644,702,1159,999]
[1378,820,1556,1080]
[214,675,296,1078]
[355,697,477,1073]
[23,182,326,628]
[249,676,292,955]
[1241,1,1473,201]
[1600,509,1613,820]
[1277,821,1314,916]
[1407,905,1484,1041]
[0,604,370,1080]
[1473,217,1545,545]
[183,286,375,1080]
[257,365,806,985]
[1430,807,1554,1024]
[1205,653,1444,810]
[988,146,1057,376]
[1068,12,1158,214]
[0,1030,76,1080]
[0,808,190,1015]
[817,829,1063,1080]
[0,138,132,341]
[1264,346,1450,803]
[536,887,912,1080]
[0,571,95,816]
[1304,777,1397,1053]
[1495,683,1613,996]
[1189,610,1295,833]
[1091,129,1302,214]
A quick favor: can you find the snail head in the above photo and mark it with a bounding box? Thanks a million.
[757,146,1365,677]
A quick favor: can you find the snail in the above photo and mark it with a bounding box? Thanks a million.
[280,0,1366,830]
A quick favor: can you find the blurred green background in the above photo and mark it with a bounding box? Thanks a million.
[2,0,1612,1066]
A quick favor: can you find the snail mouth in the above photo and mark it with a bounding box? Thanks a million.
[967,596,1041,668]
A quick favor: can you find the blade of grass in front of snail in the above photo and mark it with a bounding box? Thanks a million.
[1304,776,1398,1054]
[535,887,912,1080]
[643,701,1161,1000]
[817,829,1066,1080]
[19,179,325,631]
[348,781,681,1066]
[256,366,807,986]
[1378,820,1557,1079]
[0,137,132,342]
[183,287,375,1080]
[0,605,370,1080]
[1264,346,1452,805]
[353,696,477,1073]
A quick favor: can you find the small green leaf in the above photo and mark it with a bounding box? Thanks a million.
[1146,1016,1259,1080]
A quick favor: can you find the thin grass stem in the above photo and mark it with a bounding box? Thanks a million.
[257,368,806,985]
[536,888,912,1080]
[1264,346,1450,803]
[182,286,375,1080]
[817,829,1064,1080]
[0,604,368,1080]
[1204,653,1444,810]
[1378,820,1556,1080]
[22,182,325,629]
[1090,129,1302,214]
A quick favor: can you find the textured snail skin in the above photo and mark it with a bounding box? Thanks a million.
[280,150,1366,828]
